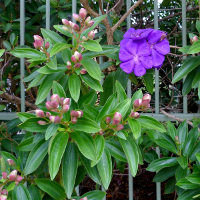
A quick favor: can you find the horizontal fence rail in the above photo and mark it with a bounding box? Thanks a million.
[0,0,199,200]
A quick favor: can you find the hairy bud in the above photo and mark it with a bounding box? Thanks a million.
[46,112,51,118]
[62,105,70,113]
[62,19,70,26]
[46,101,53,110]
[106,117,111,124]
[71,117,77,124]
[63,98,70,105]
[49,116,61,124]
[45,42,50,49]
[51,94,60,104]
[133,99,142,108]
[51,101,59,109]
[113,112,122,125]
[77,111,83,118]
[130,111,140,119]
[7,159,15,166]
[16,175,23,183]
[85,16,91,24]
[88,31,95,40]
[75,63,81,68]
[80,68,87,74]
[9,170,17,181]
[79,8,87,19]
[35,109,45,118]
[73,14,80,21]
[116,124,124,131]
[82,36,87,41]
[191,35,199,44]
[142,94,151,103]
[1,189,8,196]
[2,172,7,180]
[66,61,72,69]
[72,23,80,32]
[71,110,79,117]
[33,35,44,49]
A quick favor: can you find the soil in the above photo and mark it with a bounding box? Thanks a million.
[80,164,175,200]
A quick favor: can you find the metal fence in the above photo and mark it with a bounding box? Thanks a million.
[0,0,200,199]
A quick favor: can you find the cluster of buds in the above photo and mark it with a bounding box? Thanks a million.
[37,94,71,125]
[33,35,49,50]
[0,188,8,200]
[1,169,23,192]
[71,51,83,69]
[70,110,83,124]
[103,112,124,134]
[129,94,151,119]
[190,35,199,44]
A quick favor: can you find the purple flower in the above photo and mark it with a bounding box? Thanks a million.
[119,28,170,76]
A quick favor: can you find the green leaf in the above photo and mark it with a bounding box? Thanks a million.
[82,40,103,52]
[182,70,196,95]
[115,80,127,102]
[178,121,188,150]
[62,142,78,199]
[81,57,102,81]
[11,48,45,60]
[45,123,59,140]
[183,128,199,157]
[176,178,200,190]
[50,43,70,57]
[167,121,177,140]
[81,74,103,92]
[137,116,166,132]
[36,73,60,105]
[71,132,96,161]
[131,90,143,103]
[188,41,200,54]
[12,184,32,200]
[153,167,177,182]
[143,70,154,94]
[52,81,66,98]
[17,112,35,122]
[97,149,112,190]
[0,49,5,57]
[186,173,200,185]
[70,118,101,133]
[24,140,48,175]
[49,132,69,180]
[19,118,48,132]
[177,189,200,200]
[128,118,141,139]
[35,178,66,200]
[41,28,66,44]
[28,185,42,200]
[19,136,34,152]
[46,57,57,70]
[119,136,139,176]
[0,105,6,111]
[177,156,188,169]
[80,155,101,184]
[79,190,106,200]
[54,25,73,37]
[196,21,200,33]
[105,139,126,162]
[172,56,200,83]
[68,74,81,102]
[147,157,178,172]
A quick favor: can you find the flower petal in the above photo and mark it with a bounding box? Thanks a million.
[119,49,133,62]
[148,30,164,44]
[140,56,153,69]
[120,59,135,74]
[154,39,170,55]
[133,62,146,76]
[137,39,151,56]
[152,49,165,67]
[123,28,135,39]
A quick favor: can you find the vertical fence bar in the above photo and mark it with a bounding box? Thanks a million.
[72,0,79,196]
[182,0,187,114]
[126,0,133,200]
[46,0,51,101]
[154,1,161,200]
[20,0,25,112]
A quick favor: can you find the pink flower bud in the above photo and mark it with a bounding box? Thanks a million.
[2,172,7,179]
[62,104,70,113]
[79,8,87,19]
[9,170,17,181]
[75,63,81,68]
[99,130,104,135]
[7,159,15,166]
[82,36,87,41]
[33,35,43,41]
[80,197,88,200]
[51,94,60,103]
[88,31,95,40]
[49,116,61,124]
[45,42,50,49]
[46,101,53,110]
[85,16,91,24]
[133,99,142,108]
[71,110,79,117]
[88,20,94,27]
[63,98,70,105]
[71,117,77,124]
[130,111,140,119]
[141,100,150,108]
[0,195,7,200]
[80,68,87,74]
[72,23,80,32]
[72,51,82,62]
[191,36,199,44]
[37,120,47,125]
[51,101,59,109]
[73,14,80,21]
[33,40,43,49]
[66,61,72,69]
[106,117,111,124]
[35,109,45,118]
[71,55,76,63]
[62,19,70,26]
[77,111,83,118]
[113,112,122,125]
[46,112,51,118]
[16,175,23,182]
[142,94,151,103]
[116,124,124,131]
[1,189,8,196]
